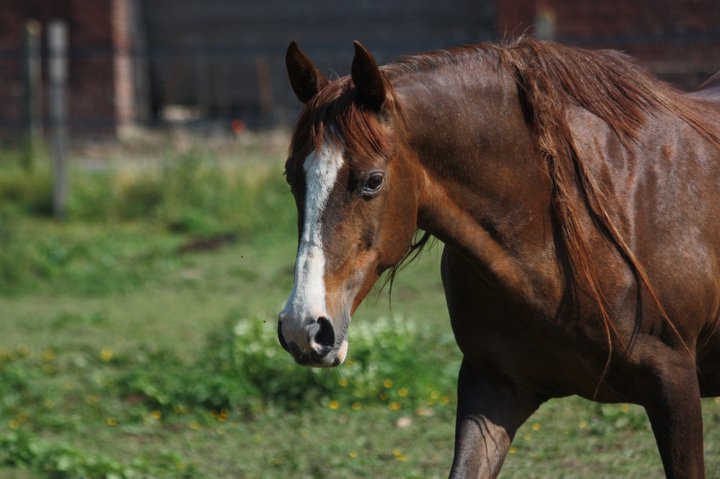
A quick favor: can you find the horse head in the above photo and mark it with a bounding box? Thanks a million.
[278,42,421,367]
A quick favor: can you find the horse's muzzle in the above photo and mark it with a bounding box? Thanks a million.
[277,316,347,367]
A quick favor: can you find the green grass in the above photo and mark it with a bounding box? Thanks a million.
[0,138,719,478]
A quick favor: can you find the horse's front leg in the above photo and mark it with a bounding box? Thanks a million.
[641,357,706,479]
[449,359,544,479]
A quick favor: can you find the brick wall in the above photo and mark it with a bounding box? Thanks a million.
[496,0,720,90]
[0,0,135,136]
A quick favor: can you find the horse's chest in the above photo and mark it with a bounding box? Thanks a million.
[441,249,615,394]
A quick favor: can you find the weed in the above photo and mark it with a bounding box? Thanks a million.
[116,311,458,416]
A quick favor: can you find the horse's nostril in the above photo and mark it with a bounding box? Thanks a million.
[312,316,335,355]
[277,320,290,352]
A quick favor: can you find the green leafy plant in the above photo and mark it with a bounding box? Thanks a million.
[115,311,459,416]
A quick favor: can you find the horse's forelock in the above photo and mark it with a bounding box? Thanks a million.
[289,77,391,173]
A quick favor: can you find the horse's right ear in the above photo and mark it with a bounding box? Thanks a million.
[286,41,329,104]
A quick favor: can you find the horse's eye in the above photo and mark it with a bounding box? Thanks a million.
[361,172,384,196]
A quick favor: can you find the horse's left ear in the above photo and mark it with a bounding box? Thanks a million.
[351,41,386,111]
[286,41,329,104]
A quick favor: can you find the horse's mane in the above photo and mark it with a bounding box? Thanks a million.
[493,40,706,379]
[393,39,720,382]
[290,39,720,380]
[497,40,720,361]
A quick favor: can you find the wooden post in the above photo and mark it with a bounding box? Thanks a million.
[23,19,42,171]
[48,20,69,219]
[255,56,274,119]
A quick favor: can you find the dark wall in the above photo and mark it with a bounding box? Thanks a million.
[2,1,718,135]
[498,0,720,91]
[141,0,495,124]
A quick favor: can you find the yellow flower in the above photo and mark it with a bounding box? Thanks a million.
[578,420,589,430]
[620,403,631,413]
[383,379,394,389]
[16,344,30,357]
[189,421,201,431]
[338,377,349,387]
[509,446,518,455]
[42,349,56,362]
[531,423,541,431]
[440,395,451,405]
[523,433,533,441]
[217,409,229,422]
[8,419,20,430]
[348,450,358,459]
[328,400,340,410]
[351,402,362,411]
[389,401,401,411]
[398,388,409,398]
[100,348,114,362]
[106,417,118,427]
[392,449,408,462]
[150,410,162,420]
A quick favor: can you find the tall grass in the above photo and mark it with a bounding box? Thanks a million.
[0,146,295,295]
[0,148,294,237]
[68,152,293,237]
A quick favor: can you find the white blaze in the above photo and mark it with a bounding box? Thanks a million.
[281,142,344,343]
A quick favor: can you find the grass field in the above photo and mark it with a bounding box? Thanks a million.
[0,134,719,478]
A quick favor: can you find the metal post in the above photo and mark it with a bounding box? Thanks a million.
[23,19,42,171]
[48,20,68,219]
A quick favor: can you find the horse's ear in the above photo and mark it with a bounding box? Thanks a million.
[351,41,386,111]
[286,41,329,104]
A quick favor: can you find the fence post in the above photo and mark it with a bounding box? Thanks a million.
[255,56,273,121]
[48,20,69,219]
[24,20,42,171]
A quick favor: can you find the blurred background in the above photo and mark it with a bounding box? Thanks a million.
[0,0,718,137]
[0,2,719,479]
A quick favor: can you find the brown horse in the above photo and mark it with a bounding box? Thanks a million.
[278,38,720,478]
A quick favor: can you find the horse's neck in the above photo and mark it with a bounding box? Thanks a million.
[394,69,562,308]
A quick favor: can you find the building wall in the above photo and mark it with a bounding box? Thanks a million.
[497,0,720,90]
[140,0,495,124]
[1,1,718,137]
[0,0,135,135]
